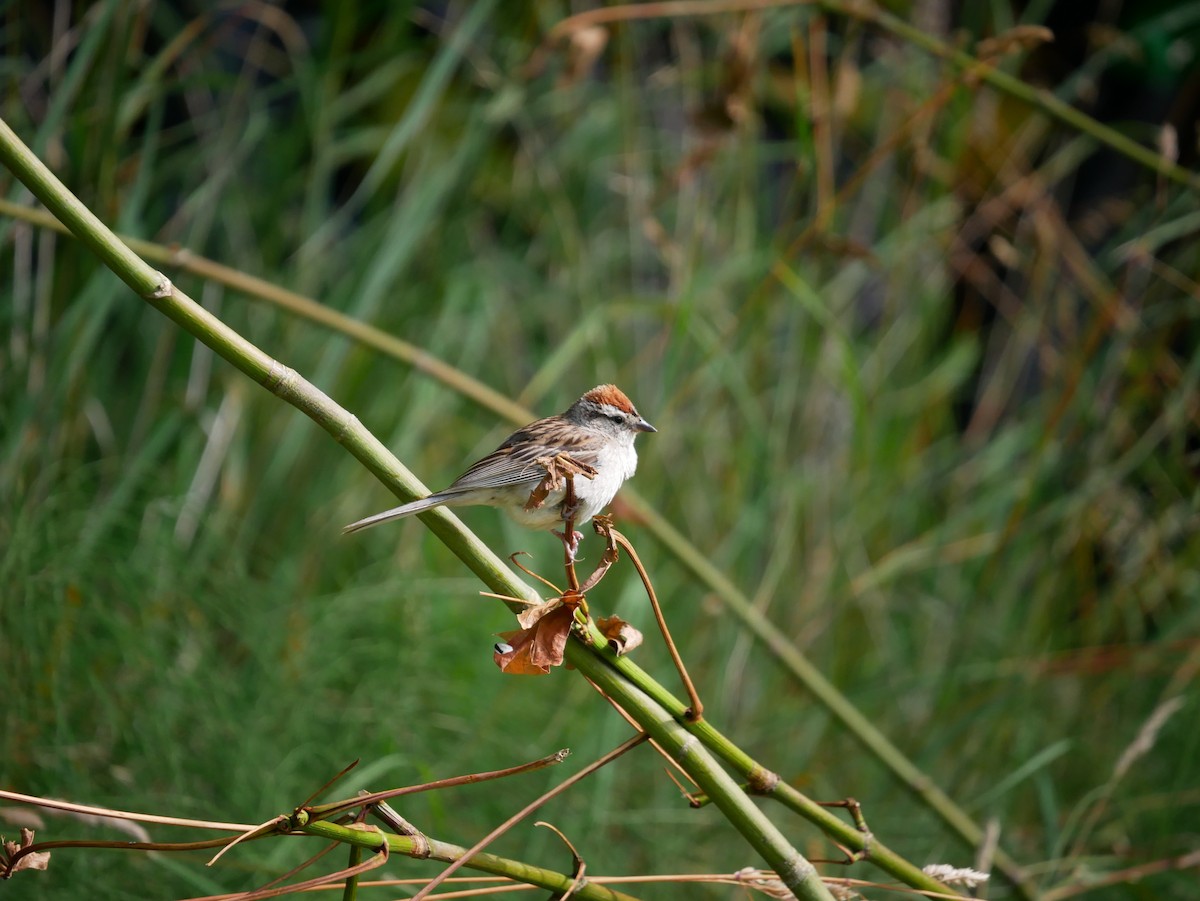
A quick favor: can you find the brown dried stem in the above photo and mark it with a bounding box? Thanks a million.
[409,733,650,901]
[308,750,571,821]
[603,523,704,721]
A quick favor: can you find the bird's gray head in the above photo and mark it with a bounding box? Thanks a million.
[567,384,656,439]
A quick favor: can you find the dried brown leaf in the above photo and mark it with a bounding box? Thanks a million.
[516,597,561,630]
[494,603,576,675]
[4,827,51,874]
[595,615,643,656]
[516,590,585,629]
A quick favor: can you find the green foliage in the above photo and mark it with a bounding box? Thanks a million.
[3,2,1199,898]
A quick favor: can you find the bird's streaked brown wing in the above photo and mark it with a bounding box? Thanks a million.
[443,418,603,493]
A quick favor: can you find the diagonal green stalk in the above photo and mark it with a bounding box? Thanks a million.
[567,645,835,901]
[581,620,957,899]
[340,842,361,901]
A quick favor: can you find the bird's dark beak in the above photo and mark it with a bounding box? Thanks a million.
[635,418,656,433]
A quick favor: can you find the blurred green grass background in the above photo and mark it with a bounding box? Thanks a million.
[3,2,1199,898]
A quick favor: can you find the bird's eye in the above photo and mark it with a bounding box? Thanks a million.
[608,413,624,423]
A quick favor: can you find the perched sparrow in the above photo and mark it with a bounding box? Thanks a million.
[344,385,655,551]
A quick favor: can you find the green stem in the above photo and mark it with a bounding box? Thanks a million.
[566,644,836,901]
[582,622,957,899]
[341,843,361,901]
[302,820,642,901]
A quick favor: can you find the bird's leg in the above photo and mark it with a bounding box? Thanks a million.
[557,498,584,560]
[557,474,582,593]
[527,456,589,594]
[552,527,584,562]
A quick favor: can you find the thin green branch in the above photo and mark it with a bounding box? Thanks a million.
[581,621,959,899]
[309,750,572,822]
[566,646,836,901]
[340,843,362,901]
[302,820,642,901]
[607,502,1037,895]
[410,734,649,901]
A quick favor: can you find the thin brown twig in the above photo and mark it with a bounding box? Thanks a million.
[0,789,253,832]
[307,750,570,821]
[206,815,290,866]
[3,836,247,877]
[188,831,388,901]
[206,838,345,901]
[808,798,872,865]
[663,767,705,807]
[580,675,697,790]
[605,525,704,721]
[205,757,363,868]
[363,794,428,854]
[534,822,587,899]
[410,734,650,901]
[577,523,620,593]
[808,14,834,216]
[509,551,563,595]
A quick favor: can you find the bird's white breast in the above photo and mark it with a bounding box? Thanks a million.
[503,436,637,530]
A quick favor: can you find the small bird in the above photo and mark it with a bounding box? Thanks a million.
[344,385,655,553]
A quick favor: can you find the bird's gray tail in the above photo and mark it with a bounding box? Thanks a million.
[342,493,452,535]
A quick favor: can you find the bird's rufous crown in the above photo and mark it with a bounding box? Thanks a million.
[582,384,637,413]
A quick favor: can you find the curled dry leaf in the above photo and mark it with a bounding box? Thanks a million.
[494,603,576,675]
[595,615,642,656]
[4,827,51,874]
[516,590,585,630]
[517,597,562,630]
